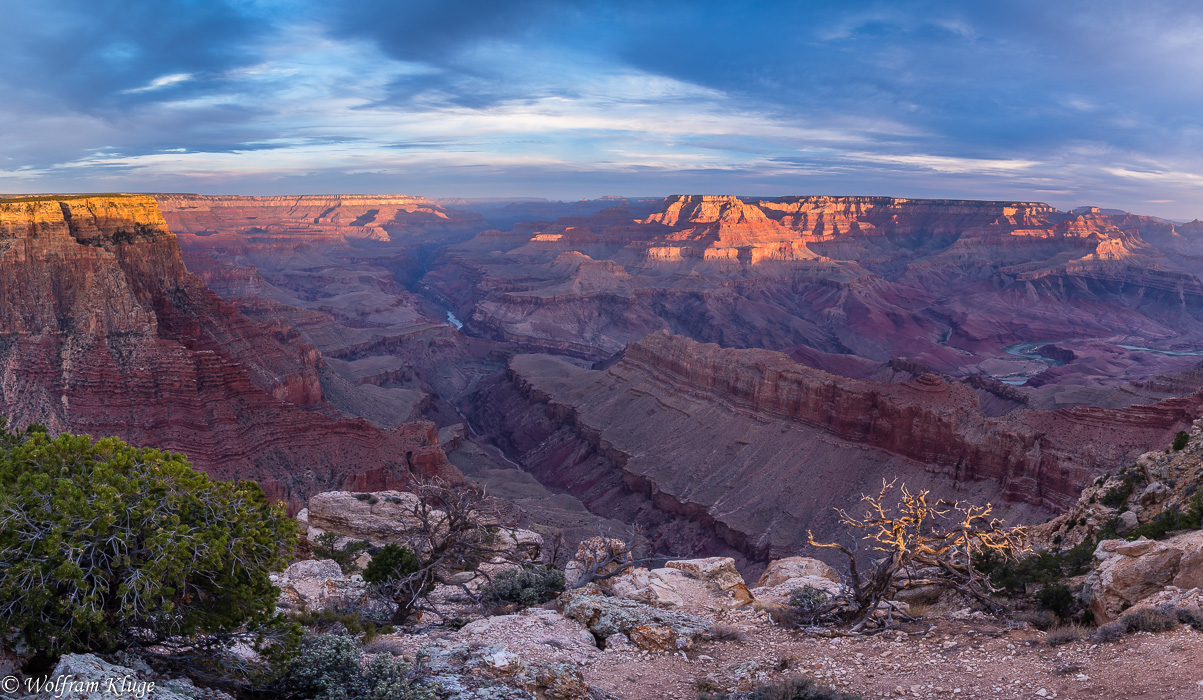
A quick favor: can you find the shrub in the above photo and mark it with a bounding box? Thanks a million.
[0,422,297,660]
[1101,482,1133,508]
[312,532,370,574]
[361,477,522,624]
[364,544,423,586]
[977,538,1094,596]
[709,623,747,642]
[698,675,860,700]
[1121,606,1179,633]
[1173,431,1190,451]
[1092,621,1127,643]
[1036,584,1076,620]
[478,565,566,609]
[281,634,433,700]
[362,543,433,623]
[287,608,381,642]
[787,585,834,626]
[1174,607,1203,632]
[1044,624,1086,646]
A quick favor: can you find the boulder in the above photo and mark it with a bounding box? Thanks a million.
[750,574,846,607]
[556,590,712,650]
[417,608,600,699]
[604,567,689,607]
[601,556,750,610]
[40,654,233,700]
[603,566,749,610]
[603,633,636,652]
[1115,510,1140,534]
[1140,481,1171,507]
[1086,531,1203,622]
[665,557,745,591]
[455,608,597,653]
[306,490,426,547]
[305,490,543,562]
[749,558,845,606]
[755,557,839,588]
[270,559,392,616]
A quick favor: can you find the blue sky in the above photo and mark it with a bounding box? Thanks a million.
[3,0,1203,218]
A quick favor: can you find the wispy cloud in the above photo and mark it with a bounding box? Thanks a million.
[122,73,194,94]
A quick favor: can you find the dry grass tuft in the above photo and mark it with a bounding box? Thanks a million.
[709,623,748,642]
[1045,624,1087,646]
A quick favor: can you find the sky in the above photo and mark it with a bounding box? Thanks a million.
[3,0,1203,219]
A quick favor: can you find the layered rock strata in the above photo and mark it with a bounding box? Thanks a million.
[427,195,1203,385]
[156,193,484,243]
[469,332,1201,566]
[0,195,454,506]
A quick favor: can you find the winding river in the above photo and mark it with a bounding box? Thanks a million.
[995,340,1203,385]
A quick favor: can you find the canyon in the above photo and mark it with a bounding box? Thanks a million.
[4,192,1201,570]
[0,195,456,509]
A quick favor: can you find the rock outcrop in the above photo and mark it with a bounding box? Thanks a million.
[417,607,600,699]
[270,559,393,616]
[1032,416,1203,550]
[40,653,233,700]
[303,489,545,561]
[0,195,455,508]
[1085,531,1203,622]
[556,590,713,650]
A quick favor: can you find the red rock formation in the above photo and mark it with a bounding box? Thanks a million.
[426,195,1203,384]
[156,193,483,243]
[0,195,455,508]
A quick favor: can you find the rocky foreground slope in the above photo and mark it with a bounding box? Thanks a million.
[0,195,455,506]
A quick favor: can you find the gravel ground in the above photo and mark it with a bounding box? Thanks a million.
[377,604,1203,699]
[579,608,1203,699]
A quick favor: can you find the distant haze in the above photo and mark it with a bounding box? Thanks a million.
[2,1,1203,220]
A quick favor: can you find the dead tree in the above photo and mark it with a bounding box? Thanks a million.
[807,478,1028,629]
[564,526,659,590]
[363,476,525,623]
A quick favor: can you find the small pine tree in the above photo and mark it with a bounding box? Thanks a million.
[478,565,566,609]
[1173,430,1190,451]
[362,544,431,622]
[0,419,298,663]
[363,543,423,584]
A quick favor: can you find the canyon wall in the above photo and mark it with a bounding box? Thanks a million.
[468,332,1202,565]
[157,193,484,245]
[0,195,455,507]
[426,195,1203,384]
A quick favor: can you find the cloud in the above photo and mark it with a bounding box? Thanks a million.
[2,1,1203,220]
[122,73,195,94]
